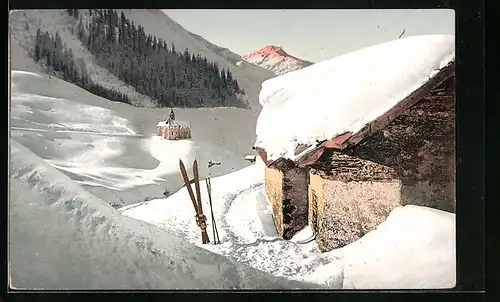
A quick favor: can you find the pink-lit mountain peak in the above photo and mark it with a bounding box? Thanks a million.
[242,45,313,75]
[243,45,304,64]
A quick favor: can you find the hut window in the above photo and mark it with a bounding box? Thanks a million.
[310,189,319,233]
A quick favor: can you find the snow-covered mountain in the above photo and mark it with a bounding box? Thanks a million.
[242,45,313,76]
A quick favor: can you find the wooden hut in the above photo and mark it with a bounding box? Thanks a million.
[156,108,191,140]
[256,60,456,251]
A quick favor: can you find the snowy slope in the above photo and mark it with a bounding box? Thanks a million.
[191,32,243,64]
[254,35,455,161]
[122,161,456,289]
[242,45,313,76]
[9,10,157,107]
[9,9,275,109]
[11,70,259,206]
[9,139,318,289]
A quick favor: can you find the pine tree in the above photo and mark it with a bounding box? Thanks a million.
[34,29,41,61]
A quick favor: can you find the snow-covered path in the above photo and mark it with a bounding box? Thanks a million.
[121,162,341,285]
[203,184,333,281]
[224,184,278,243]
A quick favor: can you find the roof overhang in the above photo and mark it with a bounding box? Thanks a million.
[254,147,285,168]
[295,132,353,167]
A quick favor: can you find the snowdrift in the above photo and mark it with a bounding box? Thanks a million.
[254,34,455,160]
[9,139,317,289]
[341,206,456,289]
[305,206,456,289]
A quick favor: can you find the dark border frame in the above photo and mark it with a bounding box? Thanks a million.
[4,0,486,300]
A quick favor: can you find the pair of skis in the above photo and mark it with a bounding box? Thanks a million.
[179,159,220,245]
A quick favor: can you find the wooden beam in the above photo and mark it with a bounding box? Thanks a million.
[323,132,353,148]
[297,146,326,168]
[296,132,353,167]
[423,95,455,100]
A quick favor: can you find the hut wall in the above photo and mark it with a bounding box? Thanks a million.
[308,173,325,243]
[165,127,170,139]
[173,126,180,140]
[281,167,309,239]
[179,125,191,139]
[398,137,455,212]
[160,125,192,140]
[264,165,284,236]
[167,127,172,140]
[320,178,401,252]
[348,75,456,212]
[309,152,401,252]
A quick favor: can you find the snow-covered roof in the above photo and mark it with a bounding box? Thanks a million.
[254,35,455,162]
[157,120,190,127]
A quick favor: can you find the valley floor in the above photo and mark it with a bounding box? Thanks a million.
[10,70,257,206]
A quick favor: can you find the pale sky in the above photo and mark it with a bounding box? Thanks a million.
[162,9,455,63]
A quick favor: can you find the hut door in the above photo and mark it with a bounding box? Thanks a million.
[310,189,319,233]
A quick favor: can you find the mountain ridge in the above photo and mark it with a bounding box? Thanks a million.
[242,45,313,76]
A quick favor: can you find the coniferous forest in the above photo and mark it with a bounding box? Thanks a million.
[30,9,247,108]
[67,9,246,108]
[32,28,133,105]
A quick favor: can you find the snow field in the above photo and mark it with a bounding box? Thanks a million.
[9,139,316,289]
